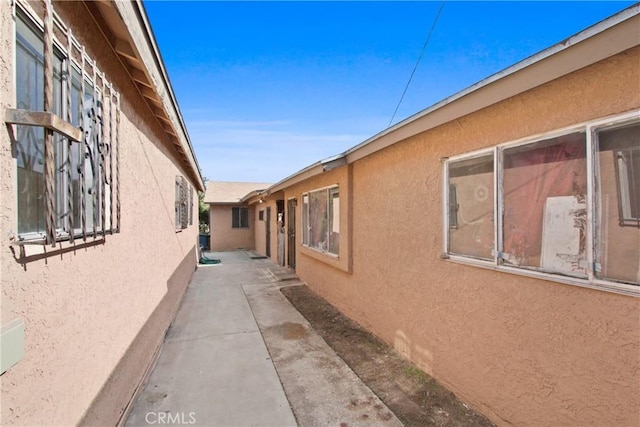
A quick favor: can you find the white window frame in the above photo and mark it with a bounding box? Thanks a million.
[301,184,340,257]
[443,111,640,296]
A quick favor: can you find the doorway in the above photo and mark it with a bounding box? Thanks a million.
[287,198,296,269]
[265,207,271,258]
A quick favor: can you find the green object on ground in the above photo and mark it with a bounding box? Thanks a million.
[200,255,221,265]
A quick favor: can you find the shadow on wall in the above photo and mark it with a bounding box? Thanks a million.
[394,330,434,376]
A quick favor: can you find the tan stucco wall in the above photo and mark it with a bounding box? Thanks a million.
[0,2,199,425]
[209,205,255,251]
[284,166,352,274]
[252,199,285,264]
[289,47,640,426]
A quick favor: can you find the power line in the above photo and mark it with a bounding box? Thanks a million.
[388,1,445,128]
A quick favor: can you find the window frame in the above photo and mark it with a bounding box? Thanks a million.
[175,176,190,230]
[301,185,340,257]
[442,111,640,296]
[231,207,249,229]
[613,145,640,227]
[10,5,121,245]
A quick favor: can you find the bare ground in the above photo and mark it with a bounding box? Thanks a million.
[280,284,495,427]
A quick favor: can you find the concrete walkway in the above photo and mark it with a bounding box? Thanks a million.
[125,251,402,427]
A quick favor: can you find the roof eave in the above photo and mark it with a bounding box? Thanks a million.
[266,4,640,193]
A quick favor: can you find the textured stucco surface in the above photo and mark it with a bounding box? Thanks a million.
[209,205,256,251]
[252,198,284,265]
[287,48,640,426]
[1,2,199,425]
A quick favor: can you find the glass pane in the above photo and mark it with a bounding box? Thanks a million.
[69,69,83,230]
[240,207,249,228]
[16,17,45,234]
[309,189,328,251]
[83,85,97,231]
[595,123,640,285]
[328,187,339,255]
[502,133,587,276]
[448,155,494,260]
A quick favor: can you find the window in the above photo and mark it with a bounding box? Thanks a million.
[302,186,339,256]
[10,8,120,245]
[502,132,587,276]
[232,207,249,228]
[444,116,639,292]
[447,154,494,260]
[594,122,640,284]
[175,176,190,230]
[258,210,264,221]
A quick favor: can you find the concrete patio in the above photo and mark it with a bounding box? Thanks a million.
[124,251,401,427]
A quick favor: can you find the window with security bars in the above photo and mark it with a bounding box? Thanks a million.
[175,176,190,230]
[9,6,120,246]
[232,207,249,228]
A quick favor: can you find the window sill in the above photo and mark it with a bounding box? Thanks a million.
[443,254,639,297]
[11,229,112,246]
[302,244,339,259]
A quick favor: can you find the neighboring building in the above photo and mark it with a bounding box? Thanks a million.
[204,181,272,252]
[1,1,203,425]
[250,7,640,426]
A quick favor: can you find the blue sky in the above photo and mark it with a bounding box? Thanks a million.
[143,1,635,183]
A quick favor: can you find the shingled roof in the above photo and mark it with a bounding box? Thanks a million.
[204,181,272,204]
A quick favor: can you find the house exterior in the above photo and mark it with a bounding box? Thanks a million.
[1,1,203,425]
[204,181,272,252]
[250,7,640,426]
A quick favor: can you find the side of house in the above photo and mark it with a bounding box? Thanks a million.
[0,1,203,425]
[205,181,271,251]
[266,8,640,426]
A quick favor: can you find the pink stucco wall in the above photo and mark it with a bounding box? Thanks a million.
[209,205,255,251]
[285,47,640,426]
[0,2,200,425]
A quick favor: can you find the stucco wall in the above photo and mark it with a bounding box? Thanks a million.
[209,205,255,251]
[0,2,200,425]
[290,47,640,426]
[285,166,352,274]
[252,199,284,264]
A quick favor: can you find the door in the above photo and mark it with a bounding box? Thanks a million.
[287,198,296,269]
[277,200,285,266]
[265,207,271,258]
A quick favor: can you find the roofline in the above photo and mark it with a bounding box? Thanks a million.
[111,0,205,191]
[268,4,640,194]
[133,1,203,186]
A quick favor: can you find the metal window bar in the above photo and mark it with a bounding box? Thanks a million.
[78,46,86,241]
[91,64,98,239]
[115,93,121,233]
[65,28,74,244]
[189,184,193,226]
[43,0,55,246]
[9,1,121,246]
[98,73,106,237]
[181,176,189,229]
[108,89,114,233]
